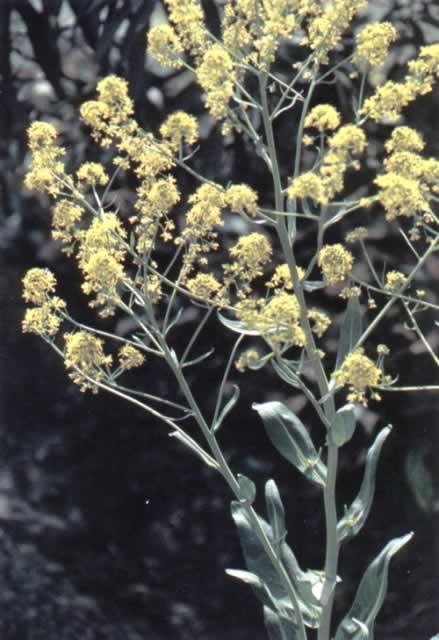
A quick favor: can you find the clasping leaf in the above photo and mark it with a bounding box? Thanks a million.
[253,401,327,487]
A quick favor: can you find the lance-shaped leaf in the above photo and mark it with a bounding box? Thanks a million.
[264,606,300,640]
[253,401,327,487]
[330,404,357,448]
[231,501,321,628]
[334,532,413,640]
[337,426,391,543]
[226,570,278,611]
[213,384,240,432]
[336,296,363,369]
[272,358,301,389]
[265,480,287,552]
[217,311,261,335]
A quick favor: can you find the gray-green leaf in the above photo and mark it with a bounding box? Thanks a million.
[337,426,391,543]
[265,479,286,551]
[336,296,363,369]
[253,401,327,487]
[217,311,261,335]
[264,606,299,640]
[238,473,257,504]
[330,404,357,447]
[334,533,413,640]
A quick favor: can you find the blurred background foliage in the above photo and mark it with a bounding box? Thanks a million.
[1,0,438,638]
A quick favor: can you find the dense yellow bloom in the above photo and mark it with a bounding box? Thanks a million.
[384,151,425,180]
[147,24,184,69]
[226,233,272,284]
[362,81,415,122]
[22,268,57,305]
[226,184,259,216]
[81,250,126,317]
[165,0,208,57]
[385,127,425,154]
[24,122,66,196]
[385,270,407,291]
[186,273,226,305]
[76,162,109,187]
[118,344,145,370]
[308,308,331,337]
[160,111,198,150]
[335,348,382,405]
[22,303,63,337]
[288,172,326,204]
[407,44,439,95]
[306,0,366,65]
[196,45,235,119]
[236,292,306,349]
[64,331,112,393]
[374,173,430,221]
[329,125,367,156]
[96,75,133,124]
[132,176,180,252]
[80,101,111,138]
[267,263,305,290]
[354,22,397,67]
[51,200,84,249]
[304,105,341,132]
[78,213,127,267]
[318,244,354,285]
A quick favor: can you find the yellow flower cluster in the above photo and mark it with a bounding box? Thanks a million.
[307,308,331,337]
[76,162,109,187]
[235,348,261,372]
[304,104,341,132]
[24,122,67,196]
[77,213,128,316]
[225,233,272,292]
[64,331,112,393]
[318,244,354,285]
[196,45,236,120]
[51,200,84,252]
[179,183,226,276]
[385,270,407,291]
[225,184,259,217]
[118,344,145,370]
[160,111,199,151]
[384,127,425,154]
[235,292,306,349]
[306,0,367,65]
[354,22,397,67]
[335,348,382,405]
[22,268,65,337]
[147,24,184,69]
[346,227,368,243]
[363,44,439,122]
[165,0,208,58]
[186,273,226,306]
[266,263,305,290]
[375,173,430,221]
[132,176,180,253]
[289,125,366,205]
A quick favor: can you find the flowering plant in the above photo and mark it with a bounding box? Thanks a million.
[22,1,439,638]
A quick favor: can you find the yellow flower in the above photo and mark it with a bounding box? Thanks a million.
[96,75,133,124]
[304,104,341,132]
[196,45,235,119]
[64,331,112,393]
[22,304,63,337]
[77,162,109,187]
[225,184,259,216]
[165,0,208,57]
[27,121,58,150]
[374,173,430,221]
[24,122,66,196]
[354,22,397,67]
[328,125,366,156]
[288,172,327,204]
[266,263,305,290]
[346,227,368,243]
[384,127,425,154]
[52,200,84,249]
[186,273,226,305]
[362,81,415,122]
[335,348,382,405]
[385,270,407,291]
[147,24,184,68]
[118,344,145,370]
[308,308,331,337]
[235,349,261,372]
[226,233,272,284]
[160,111,198,150]
[384,151,425,180]
[318,244,354,285]
[81,249,126,317]
[22,268,57,305]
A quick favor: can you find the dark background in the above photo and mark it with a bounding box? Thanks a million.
[1,1,439,638]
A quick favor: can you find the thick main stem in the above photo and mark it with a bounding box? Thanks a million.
[258,72,339,640]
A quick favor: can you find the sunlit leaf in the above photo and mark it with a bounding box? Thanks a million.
[330,404,357,447]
